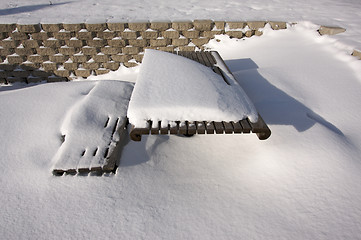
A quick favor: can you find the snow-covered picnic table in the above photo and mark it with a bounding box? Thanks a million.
[128,49,271,141]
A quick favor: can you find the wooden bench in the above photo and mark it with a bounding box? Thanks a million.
[130,51,271,141]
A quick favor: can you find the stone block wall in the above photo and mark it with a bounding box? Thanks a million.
[0,20,287,84]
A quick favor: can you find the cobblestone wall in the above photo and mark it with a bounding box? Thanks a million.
[0,20,287,83]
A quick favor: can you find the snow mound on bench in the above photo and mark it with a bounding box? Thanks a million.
[127,49,258,127]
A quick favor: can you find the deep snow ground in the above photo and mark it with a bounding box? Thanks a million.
[1,22,361,239]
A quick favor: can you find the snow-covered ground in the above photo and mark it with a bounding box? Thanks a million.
[1,0,361,51]
[1,1,361,239]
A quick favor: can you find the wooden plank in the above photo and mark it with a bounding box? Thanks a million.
[179,121,188,135]
[188,121,197,135]
[196,121,206,134]
[169,121,179,134]
[240,119,251,133]
[200,51,212,67]
[205,122,215,134]
[248,114,271,140]
[151,121,160,135]
[194,52,206,66]
[214,121,224,134]
[206,51,217,65]
[129,121,151,141]
[231,121,243,134]
[160,122,169,135]
[223,121,234,134]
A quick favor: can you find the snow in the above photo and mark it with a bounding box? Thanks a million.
[0,0,361,51]
[1,1,361,239]
[127,49,258,127]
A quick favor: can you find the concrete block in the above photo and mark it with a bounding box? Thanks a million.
[123,62,138,68]
[193,20,214,31]
[85,23,107,32]
[10,32,28,41]
[15,47,34,56]
[53,69,70,77]
[0,32,7,40]
[247,21,266,30]
[20,62,40,70]
[12,70,31,78]
[0,48,14,57]
[214,21,225,30]
[95,68,110,75]
[225,31,244,38]
[201,30,223,38]
[76,31,93,40]
[7,55,24,64]
[1,39,19,48]
[0,77,5,83]
[93,54,109,62]
[82,62,100,70]
[101,46,120,55]
[269,21,287,30]
[0,63,16,71]
[182,30,200,39]
[128,22,149,31]
[191,38,210,47]
[17,24,41,33]
[178,46,196,52]
[47,75,67,82]
[318,26,346,35]
[0,24,16,32]
[140,30,159,39]
[128,39,149,47]
[226,21,246,29]
[64,62,78,70]
[111,54,131,63]
[107,23,126,31]
[122,46,141,55]
[32,69,51,77]
[172,38,189,46]
[82,46,98,55]
[150,39,171,47]
[103,62,120,70]
[31,32,49,40]
[352,50,361,60]
[150,22,171,31]
[66,39,84,48]
[71,54,88,63]
[41,23,63,32]
[97,31,115,40]
[7,76,26,83]
[162,30,180,39]
[36,47,56,56]
[108,39,126,47]
[132,54,144,62]
[23,40,41,48]
[43,39,62,48]
[42,62,57,71]
[172,21,193,31]
[87,39,107,47]
[74,69,92,77]
[28,54,45,63]
[27,75,43,83]
[49,54,68,63]
[54,31,72,40]
[121,31,138,40]
[157,46,175,52]
[0,70,6,78]
[59,46,76,55]
[63,23,84,32]
[255,30,263,36]
[245,30,254,37]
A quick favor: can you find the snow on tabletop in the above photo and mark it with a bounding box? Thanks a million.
[127,49,258,128]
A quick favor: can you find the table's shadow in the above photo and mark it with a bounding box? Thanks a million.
[226,58,343,135]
